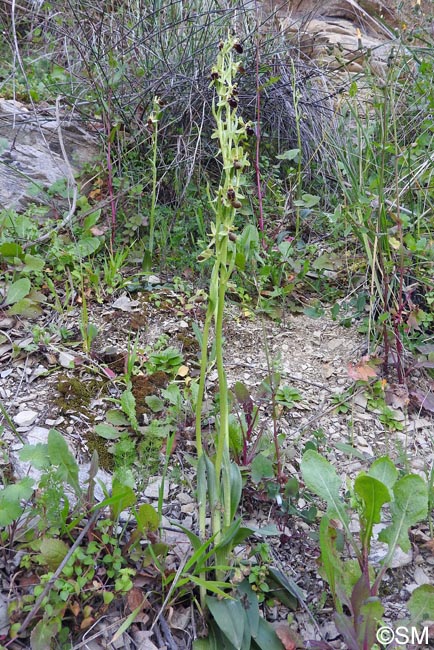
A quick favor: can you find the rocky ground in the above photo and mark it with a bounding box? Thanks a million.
[1,279,433,648]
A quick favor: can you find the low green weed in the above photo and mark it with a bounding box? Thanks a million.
[301,451,434,649]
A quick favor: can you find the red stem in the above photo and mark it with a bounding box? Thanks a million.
[254,0,264,234]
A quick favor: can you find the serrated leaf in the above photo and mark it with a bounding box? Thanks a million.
[378,474,428,554]
[120,389,138,429]
[37,537,70,570]
[301,450,349,526]
[0,478,34,526]
[47,429,80,495]
[354,475,391,551]
[5,278,31,305]
[94,423,122,439]
[251,454,274,484]
[408,584,434,624]
[19,443,50,469]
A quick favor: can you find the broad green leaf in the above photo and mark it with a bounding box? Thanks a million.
[266,567,299,611]
[378,474,428,554]
[0,477,34,525]
[47,429,80,495]
[354,475,391,551]
[408,584,434,624]
[8,298,43,317]
[36,537,69,570]
[23,254,45,272]
[368,456,398,491]
[135,503,160,533]
[0,242,23,258]
[73,236,101,257]
[251,454,274,484]
[319,516,346,610]
[19,443,50,469]
[5,278,31,305]
[276,148,300,162]
[253,616,285,650]
[206,596,245,649]
[110,479,136,519]
[120,389,138,430]
[237,580,260,637]
[145,395,165,412]
[94,423,122,439]
[301,450,349,525]
[30,617,61,650]
[105,409,130,426]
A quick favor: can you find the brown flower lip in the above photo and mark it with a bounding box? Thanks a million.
[227,188,236,201]
[233,41,243,54]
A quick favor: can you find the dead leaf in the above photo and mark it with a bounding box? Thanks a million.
[271,622,300,650]
[347,357,378,381]
[112,294,140,312]
[127,587,146,613]
[410,390,434,414]
[385,384,409,409]
[176,364,189,378]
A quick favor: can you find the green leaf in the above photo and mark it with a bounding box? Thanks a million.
[357,598,384,650]
[19,443,50,469]
[354,475,391,552]
[237,580,260,637]
[73,236,101,257]
[23,254,45,272]
[0,476,34,525]
[94,423,122,440]
[5,278,31,305]
[30,617,61,650]
[135,503,160,533]
[8,298,43,317]
[0,242,23,258]
[206,596,245,649]
[367,456,398,491]
[105,409,130,426]
[36,537,70,570]
[145,395,165,412]
[120,389,138,430]
[378,474,428,554]
[228,462,242,519]
[253,616,284,650]
[251,454,274,484]
[110,479,136,519]
[318,516,347,609]
[408,585,434,624]
[276,148,300,162]
[301,450,349,526]
[47,429,80,496]
[266,567,300,611]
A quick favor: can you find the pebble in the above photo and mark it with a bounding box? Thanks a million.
[13,410,38,427]
[414,566,431,585]
[177,492,194,505]
[26,426,50,445]
[144,477,169,500]
[180,503,195,514]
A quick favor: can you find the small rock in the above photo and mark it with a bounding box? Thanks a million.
[147,275,161,285]
[414,566,431,586]
[177,492,193,505]
[59,350,75,368]
[13,410,38,427]
[145,477,169,500]
[26,426,50,445]
[180,503,195,514]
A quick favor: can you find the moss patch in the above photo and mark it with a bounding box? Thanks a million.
[55,375,107,416]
